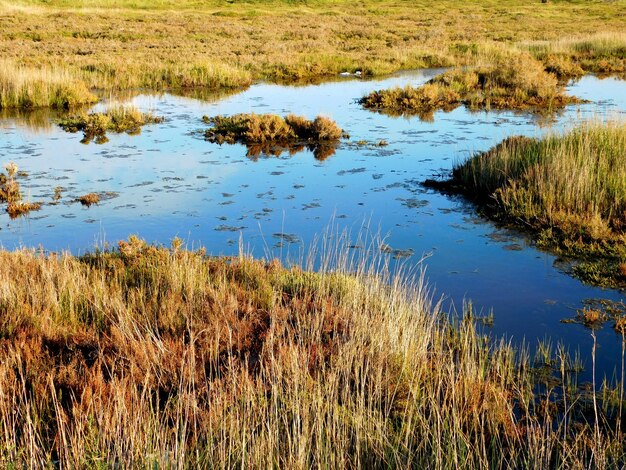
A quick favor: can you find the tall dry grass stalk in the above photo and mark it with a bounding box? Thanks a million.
[0,233,624,467]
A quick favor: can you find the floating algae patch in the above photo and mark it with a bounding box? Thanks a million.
[58,105,164,144]
[361,54,582,119]
[202,113,346,159]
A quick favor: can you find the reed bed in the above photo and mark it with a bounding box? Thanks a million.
[0,234,624,467]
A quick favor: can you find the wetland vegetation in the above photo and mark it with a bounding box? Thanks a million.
[0,162,41,218]
[203,113,345,158]
[424,121,626,288]
[0,238,625,467]
[360,53,581,118]
[0,1,625,110]
[1,0,626,467]
[58,105,164,144]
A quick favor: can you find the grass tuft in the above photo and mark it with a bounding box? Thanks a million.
[77,193,100,206]
[203,113,344,158]
[1,162,42,218]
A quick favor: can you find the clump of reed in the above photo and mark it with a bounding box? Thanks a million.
[361,53,580,118]
[430,121,626,287]
[0,162,41,218]
[58,105,164,144]
[0,60,98,110]
[0,235,623,467]
[203,113,344,158]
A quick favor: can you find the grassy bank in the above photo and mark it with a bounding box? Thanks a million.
[0,237,624,466]
[425,122,626,288]
[0,0,624,108]
[360,53,580,118]
[0,61,97,110]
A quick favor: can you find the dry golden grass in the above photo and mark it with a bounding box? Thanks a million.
[204,113,343,144]
[0,0,624,108]
[0,60,97,109]
[0,162,42,218]
[0,236,623,467]
[77,193,100,206]
[203,113,344,159]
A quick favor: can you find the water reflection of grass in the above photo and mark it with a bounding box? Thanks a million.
[0,235,624,466]
[426,121,626,288]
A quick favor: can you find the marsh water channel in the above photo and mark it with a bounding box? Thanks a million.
[1,70,625,382]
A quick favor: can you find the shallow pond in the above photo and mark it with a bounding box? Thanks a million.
[1,70,625,381]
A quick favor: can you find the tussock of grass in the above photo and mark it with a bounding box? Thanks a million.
[0,162,41,218]
[0,60,97,110]
[6,200,41,218]
[58,105,164,144]
[203,113,344,159]
[0,236,624,467]
[426,122,626,287]
[77,192,100,206]
[361,54,581,119]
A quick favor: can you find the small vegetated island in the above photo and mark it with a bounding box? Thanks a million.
[58,105,164,144]
[203,113,345,159]
[424,121,626,288]
[360,54,582,119]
